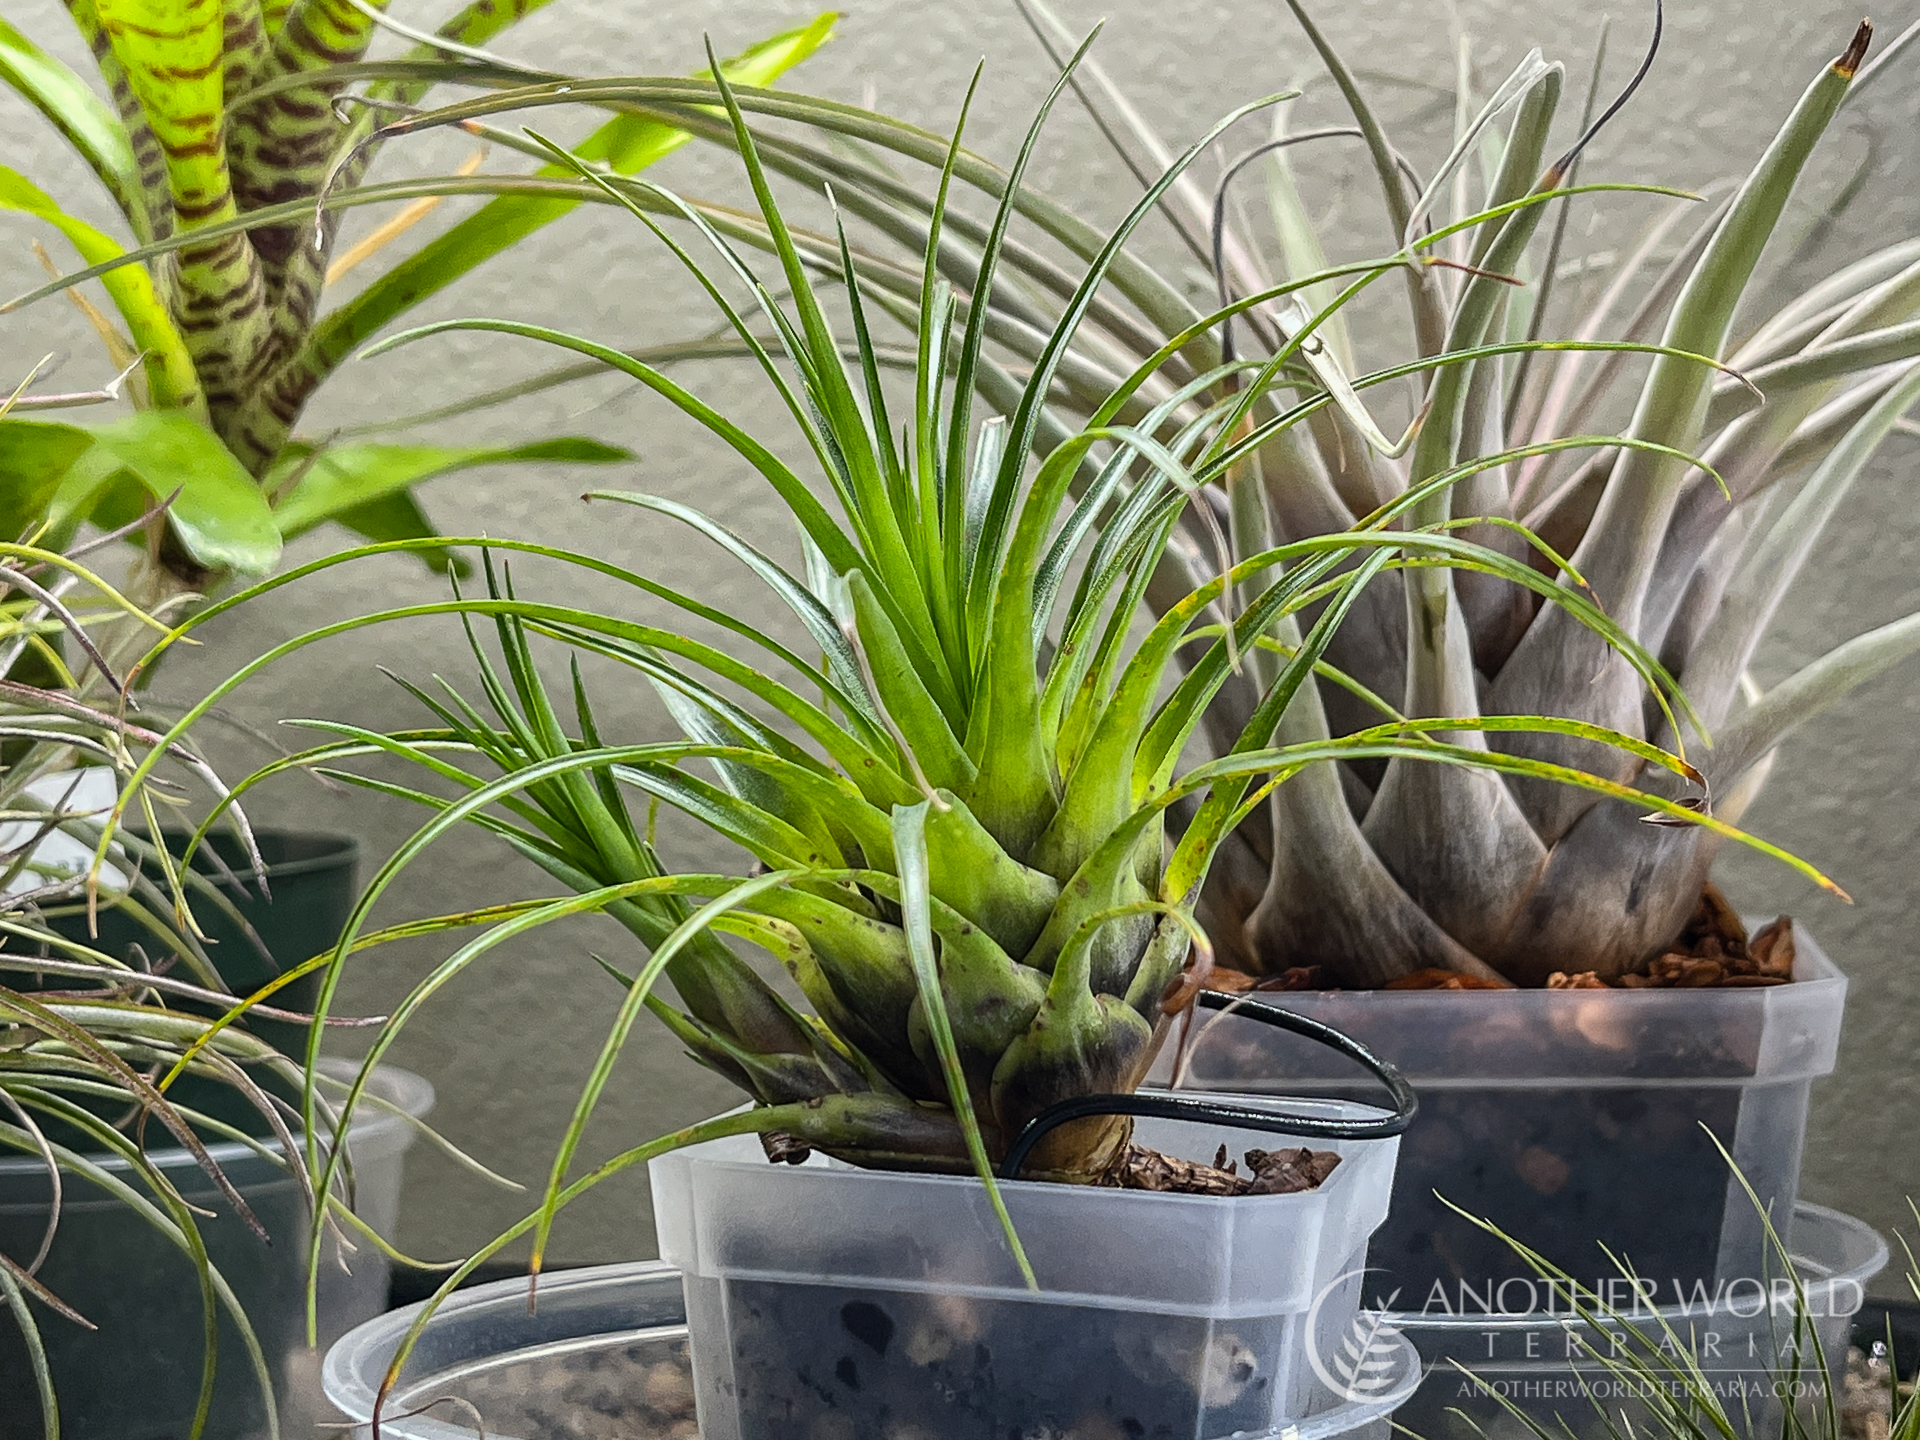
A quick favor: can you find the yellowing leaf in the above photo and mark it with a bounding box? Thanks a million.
[0,167,202,417]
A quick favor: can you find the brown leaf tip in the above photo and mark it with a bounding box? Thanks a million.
[1837,19,1873,78]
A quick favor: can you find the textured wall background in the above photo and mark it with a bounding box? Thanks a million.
[4,0,1917,1288]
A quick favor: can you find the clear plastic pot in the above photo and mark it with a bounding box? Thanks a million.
[322,1258,1425,1440]
[1157,934,1845,1302]
[1388,1201,1886,1440]
[649,1094,1406,1440]
[0,1061,432,1440]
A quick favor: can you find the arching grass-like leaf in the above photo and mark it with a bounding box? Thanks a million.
[891,802,1036,1287]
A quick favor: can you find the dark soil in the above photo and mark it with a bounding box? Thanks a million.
[716,1279,1293,1440]
[1101,1141,1342,1195]
[761,1131,1343,1197]
[1203,884,1796,994]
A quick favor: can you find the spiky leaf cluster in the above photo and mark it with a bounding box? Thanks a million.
[952,3,1913,984]
[134,51,1839,1330]
[246,7,1895,990]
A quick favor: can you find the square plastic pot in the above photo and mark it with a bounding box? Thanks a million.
[648,1094,1405,1440]
[1154,934,1845,1304]
[0,1062,431,1440]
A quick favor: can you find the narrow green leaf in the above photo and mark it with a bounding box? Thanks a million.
[268,437,629,538]
[910,67,978,644]
[1707,610,1920,787]
[528,871,803,1272]
[1584,26,1864,608]
[641,688,853,861]
[843,570,975,790]
[328,490,470,577]
[973,91,1288,648]
[0,175,610,315]
[1407,47,1556,251]
[585,489,881,735]
[133,541,920,806]
[1175,551,1397,871]
[1157,734,1846,902]
[704,44,951,697]
[305,16,836,375]
[0,1264,57,1440]
[971,423,1209,863]
[613,761,839,870]
[1280,0,1446,352]
[941,31,1099,570]
[1033,376,1236,647]
[1048,504,1180,768]
[961,416,1007,588]
[356,320,869,586]
[1708,316,1920,430]
[1265,100,1355,372]
[890,801,1036,1288]
[1685,359,1920,719]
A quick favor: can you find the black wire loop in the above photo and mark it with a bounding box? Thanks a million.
[999,991,1417,1180]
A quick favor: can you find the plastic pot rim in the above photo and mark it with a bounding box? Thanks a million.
[675,1092,1394,1208]
[176,826,359,883]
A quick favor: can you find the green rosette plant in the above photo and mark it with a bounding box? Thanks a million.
[218,4,1920,986]
[129,53,1842,1399]
[1,2,832,595]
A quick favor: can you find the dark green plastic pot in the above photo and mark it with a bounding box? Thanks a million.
[0,1063,433,1440]
[2,830,364,1439]
[49,828,357,1028]
[37,830,358,1137]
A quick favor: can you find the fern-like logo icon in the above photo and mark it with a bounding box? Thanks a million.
[1306,1271,1412,1404]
